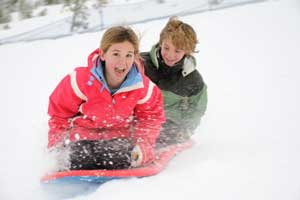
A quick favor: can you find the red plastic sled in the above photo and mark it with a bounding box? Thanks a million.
[41,140,193,184]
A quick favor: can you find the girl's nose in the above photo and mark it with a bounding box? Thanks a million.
[118,57,127,66]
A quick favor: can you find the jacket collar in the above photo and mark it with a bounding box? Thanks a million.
[90,58,144,95]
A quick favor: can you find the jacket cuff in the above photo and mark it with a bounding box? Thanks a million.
[48,130,68,149]
[131,145,143,167]
[131,142,154,167]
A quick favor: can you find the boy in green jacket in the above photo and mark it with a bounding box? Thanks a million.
[141,17,207,147]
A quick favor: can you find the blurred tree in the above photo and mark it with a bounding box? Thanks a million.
[37,8,47,16]
[157,0,165,3]
[64,0,89,32]
[96,0,109,4]
[0,1,11,24]
[93,0,109,30]
[8,0,18,10]
[3,23,10,29]
[18,0,33,20]
[93,0,109,9]
[208,0,223,6]
[44,0,63,5]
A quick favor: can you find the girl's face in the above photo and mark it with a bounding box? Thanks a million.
[160,39,186,67]
[101,41,135,89]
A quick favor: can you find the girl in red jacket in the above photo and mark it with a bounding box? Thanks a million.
[48,26,165,170]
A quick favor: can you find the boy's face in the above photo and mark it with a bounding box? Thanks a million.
[160,39,186,67]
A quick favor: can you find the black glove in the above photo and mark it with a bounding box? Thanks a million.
[69,139,134,170]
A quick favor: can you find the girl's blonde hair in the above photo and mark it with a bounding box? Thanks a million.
[159,17,198,55]
[100,26,140,55]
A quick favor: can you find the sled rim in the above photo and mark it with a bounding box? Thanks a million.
[41,140,193,183]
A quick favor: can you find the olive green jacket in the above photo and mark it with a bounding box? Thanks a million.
[141,44,207,134]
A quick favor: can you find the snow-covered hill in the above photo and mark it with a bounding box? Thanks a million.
[0,0,266,45]
[0,0,299,199]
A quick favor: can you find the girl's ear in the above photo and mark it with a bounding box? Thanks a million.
[99,49,105,61]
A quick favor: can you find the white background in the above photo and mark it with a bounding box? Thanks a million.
[0,0,299,199]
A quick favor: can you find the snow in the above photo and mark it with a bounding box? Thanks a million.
[0,0,260,44]
[0,0,300,199]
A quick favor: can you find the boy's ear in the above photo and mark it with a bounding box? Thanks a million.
[99,49,105,61]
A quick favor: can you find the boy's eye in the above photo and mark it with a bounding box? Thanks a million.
[113,52,119,56]
[164,47,169,51]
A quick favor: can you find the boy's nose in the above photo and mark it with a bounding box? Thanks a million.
[167,54,175,60]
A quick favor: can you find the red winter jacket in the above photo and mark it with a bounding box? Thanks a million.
[48,49,165,166]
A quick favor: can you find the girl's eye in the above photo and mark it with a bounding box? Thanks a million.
[113,53,119,56]
[126,54,133,58]
[164,47,169,51]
